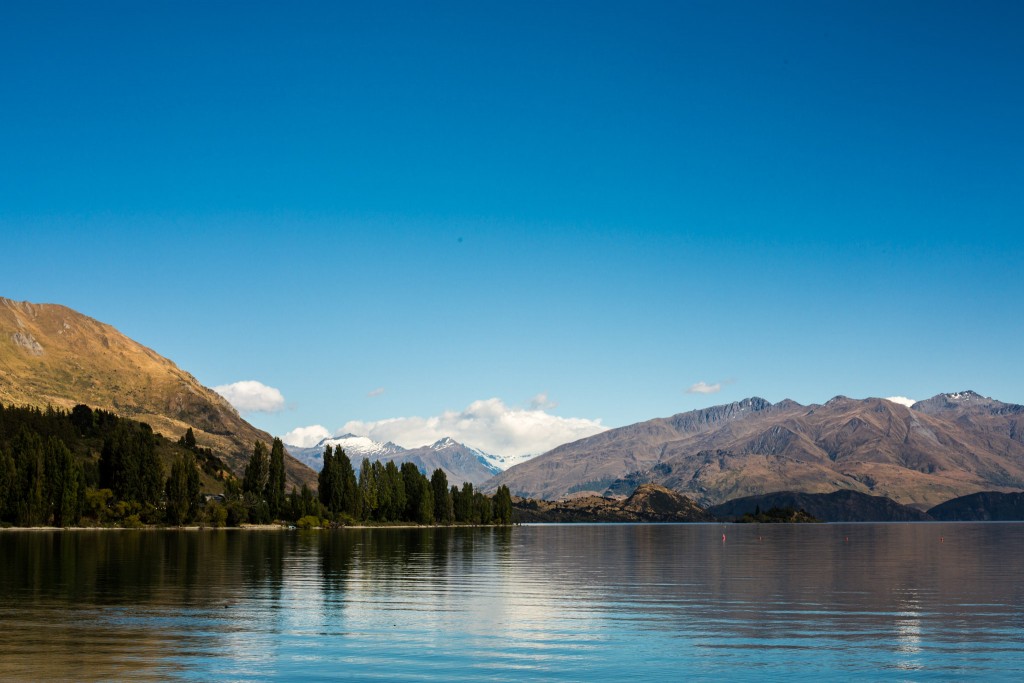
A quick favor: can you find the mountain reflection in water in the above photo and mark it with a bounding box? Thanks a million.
[2,524,1023,681]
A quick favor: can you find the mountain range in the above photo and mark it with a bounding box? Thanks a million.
[485,392,1024,510]
[287,434,508,486]
[0,297,317,489]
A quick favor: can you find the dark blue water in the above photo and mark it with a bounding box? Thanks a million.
[2,523,1023,681]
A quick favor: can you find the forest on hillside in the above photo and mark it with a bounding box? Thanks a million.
[0,404,512,528]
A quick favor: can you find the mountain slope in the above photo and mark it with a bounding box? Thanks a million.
[707,490,933,522]
[928,491,1024,521]
[486,393,1024,509]
[0,297,316,489]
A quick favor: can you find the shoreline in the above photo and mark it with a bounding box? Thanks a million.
[0,523,513,532]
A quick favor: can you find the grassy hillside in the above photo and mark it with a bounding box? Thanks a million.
[0,297,316,490]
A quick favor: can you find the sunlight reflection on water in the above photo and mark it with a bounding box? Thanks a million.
[1,524,1024,681]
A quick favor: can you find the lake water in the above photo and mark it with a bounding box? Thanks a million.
[2,523,1023,681]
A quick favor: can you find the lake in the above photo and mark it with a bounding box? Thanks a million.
[2,523,1023,681]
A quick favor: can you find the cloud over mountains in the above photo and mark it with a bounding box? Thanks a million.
[285,397,607,456]
[213,380,286,413]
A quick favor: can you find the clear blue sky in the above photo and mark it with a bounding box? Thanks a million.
[2,1,1022,450]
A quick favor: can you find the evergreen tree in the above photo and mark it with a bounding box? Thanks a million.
[45,437,82,527]
[430,469,453,524]
[70,404,94,436]
[243,441,270,497]
[99,421,162,506]
[180,427,197,449]
[13,428,46,526]
[0,445,16,522]
[265,438,286,518]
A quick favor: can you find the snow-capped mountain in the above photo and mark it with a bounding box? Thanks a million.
[285,433,406,472]
[284,434,534,486]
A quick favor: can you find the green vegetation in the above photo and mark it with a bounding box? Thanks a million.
[736,505,820,523]
[0,403,514,528]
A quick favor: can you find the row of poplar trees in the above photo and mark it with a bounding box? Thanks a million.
[316,444,514,525]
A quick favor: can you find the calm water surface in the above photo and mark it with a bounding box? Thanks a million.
[1,523,1023,681]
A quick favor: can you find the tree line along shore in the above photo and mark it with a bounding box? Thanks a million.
[0,403,513,529]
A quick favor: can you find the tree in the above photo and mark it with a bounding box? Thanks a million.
[166,451,200,525]
[265,438,286,518]
[336,448,360,519]
[0,445,16,522]
[430,469,453,524]
[358,457,377,520]
[179,427,197,449]
[454,482,474,523]
[401,462,433,524]
[383,461,406,521]
[493,485,513,525]
[318,444,335,512]
[45,437,82,527]
[99,421,162,506]
[13,428,46,526]
[243,441,270,496]
[70,404,94,436]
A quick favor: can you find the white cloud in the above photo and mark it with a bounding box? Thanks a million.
[213,380,286,413]
[340,397,607,457]
[282,424,331,447]
[885,396,917,408]
[529,392,557,410]
[687,381,722,395]
[367,387,385,397]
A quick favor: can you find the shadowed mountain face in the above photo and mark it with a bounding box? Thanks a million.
[707,490,933,522]
[486,393,1024,510]
[0,298,317,489]
[928,491,1024,521]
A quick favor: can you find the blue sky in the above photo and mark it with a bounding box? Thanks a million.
[2,1,1022,453]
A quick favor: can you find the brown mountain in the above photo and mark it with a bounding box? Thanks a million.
[512,484,713,523]
[707,490,933,522]
[486,393,1024,510]
[0,297,316,489]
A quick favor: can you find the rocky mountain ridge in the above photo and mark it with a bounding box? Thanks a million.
[486,392,1024,509]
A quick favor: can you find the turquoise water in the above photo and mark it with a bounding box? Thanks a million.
[2,523,1023,681]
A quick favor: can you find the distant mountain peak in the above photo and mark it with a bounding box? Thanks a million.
[946,390,984,401]
[431,436,459,450]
